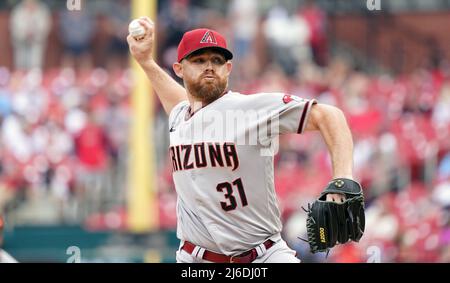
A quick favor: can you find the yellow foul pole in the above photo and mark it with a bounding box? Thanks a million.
[127,0,158,233]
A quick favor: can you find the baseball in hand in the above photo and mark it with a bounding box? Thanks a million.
[128,19,146,39]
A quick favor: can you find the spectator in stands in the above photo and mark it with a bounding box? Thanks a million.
[299,0,329,66]
[158,0,194,75]
[432,81,450,126]
[58,4,95,69]
[0,68,12,117]
[73,111,110,217]
[9,0,51,70]
[105,0,131,68]
[263,5,311,76]
[228,0,258,59]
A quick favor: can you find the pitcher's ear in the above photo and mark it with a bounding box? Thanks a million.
[226,61,232,74]
[173,62,183,79]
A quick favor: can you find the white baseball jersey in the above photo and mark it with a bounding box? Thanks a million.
[168,91,316,256]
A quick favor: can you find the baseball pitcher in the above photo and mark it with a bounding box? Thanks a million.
[127,17,365,263]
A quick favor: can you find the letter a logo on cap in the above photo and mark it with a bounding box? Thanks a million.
[200,30,217,44]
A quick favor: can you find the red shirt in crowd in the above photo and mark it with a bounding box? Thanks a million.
[74,123,109,171]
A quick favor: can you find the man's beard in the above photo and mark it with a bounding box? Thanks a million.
[186,75,228,105]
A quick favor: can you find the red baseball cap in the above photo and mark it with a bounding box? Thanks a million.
[177,28,233,63]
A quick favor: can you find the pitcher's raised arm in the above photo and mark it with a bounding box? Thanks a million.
[127,17,187,115]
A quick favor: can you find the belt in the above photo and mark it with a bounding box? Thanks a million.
[181,239,275,263]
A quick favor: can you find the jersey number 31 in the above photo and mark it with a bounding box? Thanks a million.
[216,178,248,212]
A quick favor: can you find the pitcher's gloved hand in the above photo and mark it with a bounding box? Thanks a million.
[300,178,365,254]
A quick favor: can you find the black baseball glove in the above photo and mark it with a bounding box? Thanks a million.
[300,178,365,254]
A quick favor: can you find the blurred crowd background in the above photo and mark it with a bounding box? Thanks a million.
[0,0,450,262]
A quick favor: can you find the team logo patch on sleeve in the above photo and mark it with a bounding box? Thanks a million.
[283,94,293,104]
[283,94,304,104]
